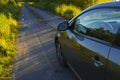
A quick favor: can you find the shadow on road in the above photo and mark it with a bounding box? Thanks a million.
[12,5,78,80]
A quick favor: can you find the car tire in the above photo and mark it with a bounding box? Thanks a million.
[56,41,67,67]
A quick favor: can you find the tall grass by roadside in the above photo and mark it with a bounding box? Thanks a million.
[0,0,21,80]
[29,0,111,19]
[55,4,81,19]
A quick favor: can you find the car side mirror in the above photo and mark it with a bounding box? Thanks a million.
[57,21,68,31]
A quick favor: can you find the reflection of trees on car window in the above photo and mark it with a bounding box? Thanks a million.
[114,33,120,46]
[75,8,120,45]
[86,27,114,43]
[75,21,115,43]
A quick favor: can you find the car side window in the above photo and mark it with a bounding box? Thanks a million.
[74,8,120,43]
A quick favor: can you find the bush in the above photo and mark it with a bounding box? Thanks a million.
[29,0,111,19]
[55,4,81,19]
[0,0,20,79]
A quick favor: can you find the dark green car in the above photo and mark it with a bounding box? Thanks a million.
[55,2,120,80]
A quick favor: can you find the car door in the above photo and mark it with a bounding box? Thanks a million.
[106,30,120,80]
[61,8,120,80]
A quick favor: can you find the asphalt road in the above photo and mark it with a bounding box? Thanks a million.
[12,4,78,80]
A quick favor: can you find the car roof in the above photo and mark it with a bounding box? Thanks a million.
[82,1,120,13]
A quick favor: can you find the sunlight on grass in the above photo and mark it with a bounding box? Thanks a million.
[0,13,18,41]
[96,0,111,4]
[0,14,10,39]
[56,4,81,19]
[18,2,25,7]
[0,0,20,79]
[28,2,35,5]
[0,13,18,80]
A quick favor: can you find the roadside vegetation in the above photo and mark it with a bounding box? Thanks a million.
[27,0,111,19]
[0,0,21,80]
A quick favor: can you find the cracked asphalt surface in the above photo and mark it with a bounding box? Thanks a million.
[12,4,78,80]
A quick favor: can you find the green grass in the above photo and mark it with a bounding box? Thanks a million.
[28,0,111,20]
[55,4,81,19]
[0,0,21,80]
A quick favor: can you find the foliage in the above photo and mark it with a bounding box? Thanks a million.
[0,0,20,80]
[55,4,81,19]
[28,0,111,19]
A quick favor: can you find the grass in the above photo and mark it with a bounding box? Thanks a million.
[0,0,22,80]
[29,0,111,20]
[55,4,81,19]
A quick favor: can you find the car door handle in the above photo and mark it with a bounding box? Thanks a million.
[91,56,104,67]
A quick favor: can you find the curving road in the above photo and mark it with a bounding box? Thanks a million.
[12,4,78,80]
